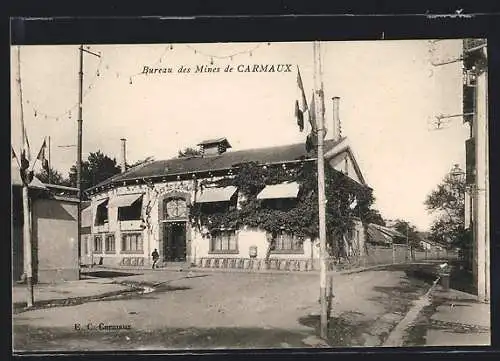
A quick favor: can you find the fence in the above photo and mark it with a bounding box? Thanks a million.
[332,244,458,270]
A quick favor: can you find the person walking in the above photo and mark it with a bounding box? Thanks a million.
[151,249,159,270]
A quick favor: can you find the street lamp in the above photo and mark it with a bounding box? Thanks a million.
[449,164,465,183]
[448,164,468,261]
[448,164,465,210]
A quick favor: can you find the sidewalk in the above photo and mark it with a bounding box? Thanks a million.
[423,286,490,346]
[12,278,131,308]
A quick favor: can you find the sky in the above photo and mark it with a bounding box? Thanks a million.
[11,40,470,231]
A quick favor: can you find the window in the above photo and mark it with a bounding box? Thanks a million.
[118,198,143,221]
[95,200,109,225]
[121,233,143,253]
[263,198,295,211]
[105,234,116,253]
[210,230,238,253]
[164,198,188,219]
[272,230,303,253]
[201,202,233,214]
[82,235,88,255]
[94,235,103,253]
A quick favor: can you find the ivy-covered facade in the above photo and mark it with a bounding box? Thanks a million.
[83,137,372,270]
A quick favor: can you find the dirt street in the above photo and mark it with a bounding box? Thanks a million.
[13,268,432,351]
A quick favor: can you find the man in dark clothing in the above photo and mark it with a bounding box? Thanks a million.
[151,249,159,270]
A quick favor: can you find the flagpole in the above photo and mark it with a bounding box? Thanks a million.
[77,44,83,276]
[16,45,34,307]
[314,41,329,340]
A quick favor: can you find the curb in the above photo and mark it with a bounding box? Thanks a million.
[12,282,141,313]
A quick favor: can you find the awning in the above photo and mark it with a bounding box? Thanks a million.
[108,193,143,208]
[94,197,109,208]
[196,186,237,203]
[256,182,300,200]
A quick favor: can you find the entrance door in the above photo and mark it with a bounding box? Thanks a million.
[163,222,187,262]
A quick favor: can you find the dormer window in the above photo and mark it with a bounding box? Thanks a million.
[197,137,232,156]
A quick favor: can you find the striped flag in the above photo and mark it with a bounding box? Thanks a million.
[36,138,49,170]
[295,67,308,132]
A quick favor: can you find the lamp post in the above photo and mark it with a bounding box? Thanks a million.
[449,164,465,184]
[448,164,465,207]
[448,164,466,259]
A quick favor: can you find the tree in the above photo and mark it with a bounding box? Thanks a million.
[189,161,377,262]
[178,147,202,158]
[35,166,71,186]
[68,151,121,197]
[363,209,386,226]
[392,219,422,248]
[425,172,466,249]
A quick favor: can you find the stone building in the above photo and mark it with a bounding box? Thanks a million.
[83,136,368,271]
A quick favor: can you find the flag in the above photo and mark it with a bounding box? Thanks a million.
[36,138,49,170]
[295,67,308,132]
[309,92,317,132]
[349,198,358,210]
[11,145,17,160]
[20,128,31,171]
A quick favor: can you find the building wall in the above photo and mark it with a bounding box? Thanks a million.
[12,187,24,281]
[474,71,489,302]
[32,198,79,283]
[191,226,316,262]
[87,180,198,266]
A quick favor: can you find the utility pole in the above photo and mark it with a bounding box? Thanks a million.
[313,41,328,340]
[48,136,51,184]
[16,46,34,307]
[77,45,100,275]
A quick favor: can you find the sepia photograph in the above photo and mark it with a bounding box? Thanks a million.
[11,38,490,351]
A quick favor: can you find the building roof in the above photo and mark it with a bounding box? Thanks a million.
[88,138,346,192]
[366,224,393,245]
[197,137,232,148]
[370,223,406,239]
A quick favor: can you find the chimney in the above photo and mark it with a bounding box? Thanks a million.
[331,97,341,140]
[120,138,127,173]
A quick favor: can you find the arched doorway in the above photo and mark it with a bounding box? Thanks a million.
[158,192,191,263]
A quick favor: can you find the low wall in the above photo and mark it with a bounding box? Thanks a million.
[196,257,317,271]
[89,254,149,268]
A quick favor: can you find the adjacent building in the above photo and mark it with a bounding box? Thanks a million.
[462,38,489,302]
[12,164,80,283]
